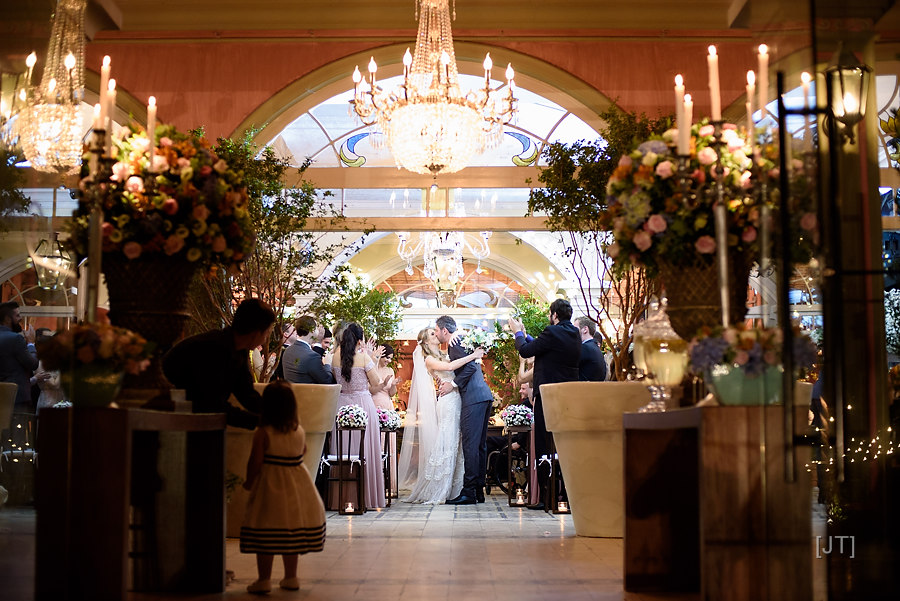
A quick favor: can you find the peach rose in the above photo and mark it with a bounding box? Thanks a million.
[655,160,675,179]
[152,155,169,172]
[697,147,718,166]
[101,222,114,237]
[633,231,652,252]
[695,235,716,254]
[123,241,142,260]
[211,235,227,253]
[646,214,667,233]
[699,124,715,137]
[162,198,179,215]
[164,235,185,255]
[111,161,130,182]
[192,204,210,221]
[159,136,173,147]
[742,226,757,243]
[800,213,817,231]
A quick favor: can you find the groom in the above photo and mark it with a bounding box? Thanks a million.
[435,315,492,505]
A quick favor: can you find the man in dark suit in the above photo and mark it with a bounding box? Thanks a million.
[508,298,581,509]
[282,315,335,384]
[436,315,493,505]
[0,302,37,411]
[575,316,607,382]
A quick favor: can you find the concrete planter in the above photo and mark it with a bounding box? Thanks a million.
[541,381,650,538]
[226,383,340,536]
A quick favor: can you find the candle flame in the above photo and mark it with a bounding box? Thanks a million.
[675,74,683,86]
[483,53,492,72]
[708,45,717,57]
[684,94,692,103]
[801,71,812,84]
[747,70,756,86]
[148,96,156,108]
[403,48,413,67]
[102,55,111,67]
[759,44,768,56]
[368,57,377,74]
[26,52,37,68]
[108,78,117,92]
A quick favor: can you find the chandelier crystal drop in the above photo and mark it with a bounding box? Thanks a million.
[351,0,517,175]
[17,0,86,174]
[397,230,492,291]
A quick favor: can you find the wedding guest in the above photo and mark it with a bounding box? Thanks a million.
[312,326,333,358]
[283,316,335,384]
[0,301,37,411]
[240,381,325,593]
[330,323,386,509]
[32,329,63,413]
[370,343,397,411]
[575,316,607,382]
[270,323,298,381]
[508,298,581,510]
[163,298,275,429]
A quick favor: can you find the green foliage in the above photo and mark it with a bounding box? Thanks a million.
[187,129,348,379]
[0,146,30,230]
[487,295,549,407]
[308,273,404,344]
[526,105,669,377]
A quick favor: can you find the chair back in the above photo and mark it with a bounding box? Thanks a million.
[0,382,17,434]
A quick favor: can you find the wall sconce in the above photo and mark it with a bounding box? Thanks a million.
[823,45,872,144]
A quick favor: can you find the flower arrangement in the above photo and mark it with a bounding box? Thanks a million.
[377,408,402,431]
[688,323,817,377]
[335,404,368,428]
[37,322,153,375]
[68,124,255,276]
[602,120,760,277]
[500,403,534,427]
[460,328,500,353]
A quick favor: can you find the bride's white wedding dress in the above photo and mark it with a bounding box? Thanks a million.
[398,349,465,505]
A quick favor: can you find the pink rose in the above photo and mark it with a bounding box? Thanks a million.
[699,124,715,137]
[159,137,173,147]
[125,176,144,194]
[734,350,749,365]
[692,169,706,184]
[655,160,675,179]
[164,235,185,255]
[101,222,114,237]
[742,226,758,243]
[800,213,817,231]
[110,161,130,182]
[151,155,169,172]
[697,147,718,165]
[211,235,227,253]
[618,155,633,168]
[123,241,142,260]
[633,231,652,252]
[199,165,212,177]
[722,123,737,131]
[162,198,179,215]
[695,235,716,254]
[176,157,190,169]
[646,214,668,233]
[768,168,780,179]
[607,243,620,258]
[727,137,745,152]
[192,205,210,221]
[740,171,753,189]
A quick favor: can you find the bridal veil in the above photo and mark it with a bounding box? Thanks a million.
[397,346,438,490]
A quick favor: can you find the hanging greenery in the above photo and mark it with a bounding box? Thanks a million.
[527,104,670,377]
[487,295,549,407]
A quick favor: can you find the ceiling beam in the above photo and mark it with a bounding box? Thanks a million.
[290,166,540,190]
[303,216,549,232]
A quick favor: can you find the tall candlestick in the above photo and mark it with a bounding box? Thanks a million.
[714,202,730,327]
[106,79,117,158]
[683,93,694,135]
[757,44,769,119]
[674,74,686,153]
[99,56,111,126]
[707,45,721,121]
[92,103,102,130]
[746,71,756,159]
[146,96,157,161]
[801,71,812,151]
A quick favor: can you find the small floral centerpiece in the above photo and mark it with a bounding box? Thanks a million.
[500,403,534,428]
[68,124,255,276]
[36,322,153,407]
[37,322,153,375]
[335,404,368,429]
[377,408,402,431]
[688,323,818,405]
[603,120,761,278]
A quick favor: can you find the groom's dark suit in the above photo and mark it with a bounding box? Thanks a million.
[449,343,493,500]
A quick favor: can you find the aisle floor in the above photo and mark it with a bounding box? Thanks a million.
[2,492,696,601]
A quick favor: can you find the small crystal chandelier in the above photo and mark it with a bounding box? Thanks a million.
[351,0,517,176]
[16,0,86,174]
[397,230,491,293]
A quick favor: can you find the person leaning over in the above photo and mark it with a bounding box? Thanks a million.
[163,298,276,429]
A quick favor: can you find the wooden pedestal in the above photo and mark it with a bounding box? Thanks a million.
[623,405,812,601]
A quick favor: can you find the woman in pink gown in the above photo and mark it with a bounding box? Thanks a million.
[330,322,386,509]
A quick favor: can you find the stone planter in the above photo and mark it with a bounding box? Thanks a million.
[226,383,340,536]
[541,381,650,538]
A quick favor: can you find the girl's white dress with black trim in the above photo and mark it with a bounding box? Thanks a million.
[240,425,326,555]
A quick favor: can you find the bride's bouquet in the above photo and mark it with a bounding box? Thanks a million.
[335,404,368,429]
[377,408,402,431]
[459,328,499,363]
[500,403,534,428]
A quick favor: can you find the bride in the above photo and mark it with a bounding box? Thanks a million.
[398,327,484,504]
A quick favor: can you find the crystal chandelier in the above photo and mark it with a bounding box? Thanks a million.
[397,230,491,294]
[351,0,517,176]
[16,0,86,174]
